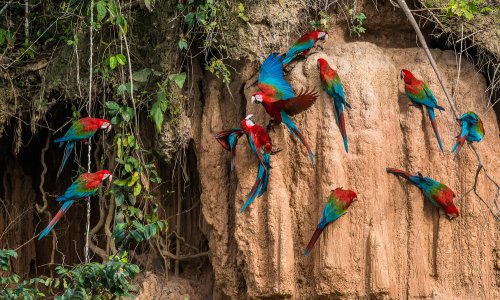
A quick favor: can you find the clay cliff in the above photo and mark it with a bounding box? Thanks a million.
[192,37,500,299]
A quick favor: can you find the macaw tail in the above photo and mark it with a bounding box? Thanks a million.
[56,142,75,179]
[426,107,444,154]
[280,111,315,165]
[386,168,414,181]
[335,103,349,153]
[257,153,271,197]
[451,134,467,160]
[304,227,325,256]
[38,200,74,240]
[240,154,270,213]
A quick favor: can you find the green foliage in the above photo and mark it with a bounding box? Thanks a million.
[0,249,46,299]
[346,6,366,37]
[106,101,135,125]
[178,0,232,83]
[238,3,250,22]
[444,0,492,20]
[310,11,330,30]
[113,206,168,247]
[54,252,140,299]
[206,58,231,84]
[107,53,127,70]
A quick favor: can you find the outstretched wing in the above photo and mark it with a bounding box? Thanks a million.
[283,88,318,115]
[258,53,295,100]
[215,128,243,151]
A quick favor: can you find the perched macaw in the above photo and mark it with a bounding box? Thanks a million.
[215,128,244,171]
[386,168,459,219]
[240,115,272,213]
[38,170,113,239]
[54,117,111,178]
[401,69,445,154]
[451,112,484,159]
[251,53,318,165]
[282,30,328,65]
[317,58,351,153]
[304,188,358,256]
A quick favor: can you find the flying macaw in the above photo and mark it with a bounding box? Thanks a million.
[282,30,328,65]
[304,188,358,256]
[386,168,459,219]
[401,69,445,154]
[38,170,113,239]
[451,112,484,159]
[54,117,112,178]
[317,58,351,153]
[240,115,272,213]
[215,128,244,171]
[251,53,318,165]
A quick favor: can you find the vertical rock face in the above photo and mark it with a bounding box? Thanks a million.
[193,40,500,299]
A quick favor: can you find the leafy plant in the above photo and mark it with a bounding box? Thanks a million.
[53,252,140,299]
[310,11,330,30]
[238,2,249,22]
[346,6,366,37]
[206,58,231,84]
[445,0,492,20]
[0,249,46,299]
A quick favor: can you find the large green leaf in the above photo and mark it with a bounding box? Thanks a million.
[168,72,187,89]
[96,0,107,22]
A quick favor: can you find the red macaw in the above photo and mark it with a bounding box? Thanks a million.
[282,30,328,65]
[251,53,318,165]
[317,58,351,153]
[401,69,445,154]
[55,117,111,178]
[304,188,358,256]
[38,170,113,239]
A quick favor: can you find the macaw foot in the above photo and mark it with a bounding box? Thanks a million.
[270,148,283,155]
[315,44,324,51]
[266,120,278,133]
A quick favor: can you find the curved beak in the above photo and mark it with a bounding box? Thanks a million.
[107,125,112,133]
[400,71,404,80]
[324,33,329,40]
[245,114,254,120]
[251,96,256,103]
[106,175,113,189]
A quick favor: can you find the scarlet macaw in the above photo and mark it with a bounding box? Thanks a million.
[304,188,358,256]
[387,168,459,219]
[54,117,111,178]
[401,69,445,154]
[38,170,113,239]
[251,53,318,165]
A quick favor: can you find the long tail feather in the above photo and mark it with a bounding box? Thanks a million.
[56,142,75,179]
[386,168,413,181]
[336,104,348,153]
[281,112,315,165]
[38,200,74,240]
[240,160,268,213]
[451,135,467,159]
[304,227,324,256]
[257,153,271,197]
[426,108,444,154]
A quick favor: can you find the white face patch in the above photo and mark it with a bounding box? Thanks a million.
[252,94,263,103]
[101,122,110,129]
[318,32,327,39]
[245,119,255,127]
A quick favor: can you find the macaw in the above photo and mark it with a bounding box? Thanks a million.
[386,168,459,219]
[54,117,111,178]
[215,128,244,171]
[401,69,445,154]
[240,115,272,213]
[282,30,328,65]
[304,188,358,256]
[317,58,351,153]
[251,53,318,165]
[38,170,113,239]
[451,112,484,159]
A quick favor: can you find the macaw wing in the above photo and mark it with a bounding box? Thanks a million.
[333,78,347,106]
[283,88,318,116]
[58,180,97,201]
[215,128,243,151]
[258,53,295,100]
[284,39,314,60]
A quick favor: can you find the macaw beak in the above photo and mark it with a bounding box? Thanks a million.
[400,71,404,80]
[107,125,112,133]
[245,114,254,120]
[251,96,256,103]
[324,34,329,40]
[106,175,113,189]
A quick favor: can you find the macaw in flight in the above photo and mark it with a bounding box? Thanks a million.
[54,117,111,178]
[251,53,318,165]
[38,170,113,239]
[451,111,484,159]
[304,188,358,256]
[386,168,459,219]
[401,69,445,154]
[317,58,351,153]
[282,30,329,65]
